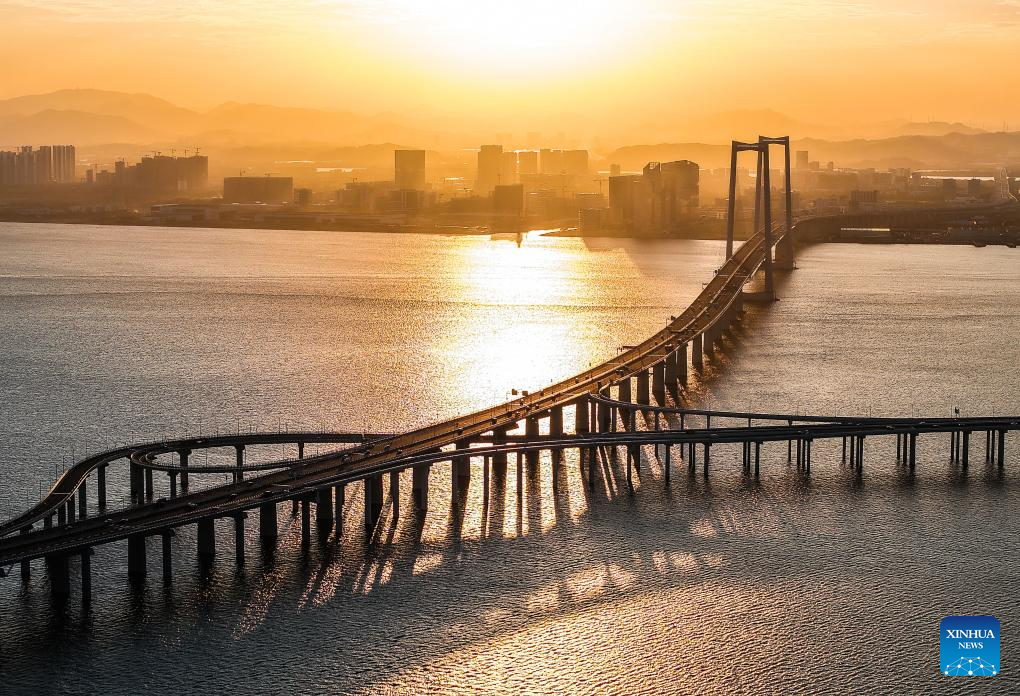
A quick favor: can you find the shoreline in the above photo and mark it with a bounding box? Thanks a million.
[0,215,743,241]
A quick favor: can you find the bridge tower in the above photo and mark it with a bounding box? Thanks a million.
[759,136,795,270]
[725,135,795,298]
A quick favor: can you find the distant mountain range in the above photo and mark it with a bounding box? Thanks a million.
[606,131,1020,171]
[0,89,1012,172]
[0,88,995,148]
[0,89,436,148]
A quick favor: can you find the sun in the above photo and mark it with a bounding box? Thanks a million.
[378,0,650,74]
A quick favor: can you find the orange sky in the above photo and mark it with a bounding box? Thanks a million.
[1,0,1018,130]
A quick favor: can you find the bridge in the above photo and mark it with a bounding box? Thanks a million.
[1,135,1017,601]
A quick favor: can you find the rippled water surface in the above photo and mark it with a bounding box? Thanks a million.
[0,223,1018,694]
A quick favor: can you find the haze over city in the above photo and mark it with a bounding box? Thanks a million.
[2,0,1019,142]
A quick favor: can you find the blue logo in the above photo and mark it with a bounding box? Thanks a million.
[940,616,1000,676]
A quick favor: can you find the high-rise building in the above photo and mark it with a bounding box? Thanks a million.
[135,155,208,193]
[477,145,503,195]
[609,159,700,236]
[517,150,539,176]
[796,150,809,169]
[0,145,76,186]
[540,148,564,175]
[563,150,589,176]
[500,151,518,185]
[394,150,426,190]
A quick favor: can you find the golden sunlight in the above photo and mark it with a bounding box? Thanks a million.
[379,0,651,73]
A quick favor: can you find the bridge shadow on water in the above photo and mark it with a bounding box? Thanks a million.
[1,421,1010,694]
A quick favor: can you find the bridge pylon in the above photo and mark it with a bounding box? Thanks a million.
[759,135,795,270]
[725,135,796,298]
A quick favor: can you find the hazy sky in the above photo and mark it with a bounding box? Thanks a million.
[1,0,1017,127]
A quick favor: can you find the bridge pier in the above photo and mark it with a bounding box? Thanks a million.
[234,444,245,483]
[636,371,650,405]
[97,463,107,509]
[998,430,1006,469]
[234,513,246,566]
[664,443,671,483]
[130,461,142,504]
[704,324,716,356]
[493,427,510,479]
[628,414,640,475]
[652,362,666,405]
[755,442,761,477]
[909,433,917,472]
[316,487,333,533]
[300,498,311,548]
[962,431,970,469]
[78,481,87,518]
[259,501,278,540]
[389,471,400,520]
[550,405,564,437]
[162,531,173,580]
[168,472,177,499]
[454,438,474,496]
[597,398,611,433]
[664,351,677,390]
[127,533,147,577]
[57,502,66,526]
[197,518,216,558]
[364,474,383,539]
[412,464,430,512]
[703,443,711,477]
[178,449,190,492]
[78,547,91,597]
[19,527,31,580]
[335,484,345,530]
[677,343,688,383]
[144,466,154,500]
[692,334,704,372]
[524,419,539,468]
[66,497,75,523]
[574,398,590,436]
[618,377,632,404]
[47,554,70,596]
[550,406,564,465]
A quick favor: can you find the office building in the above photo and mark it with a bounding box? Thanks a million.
[540,149,564,175]
[517,150,539,176]
[796,150,810,169]
[477,145,504,195]
[563,150,589,176]
[394,150,426,190]
[501,151,518,185]
[609,159,700,236]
